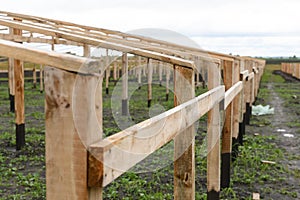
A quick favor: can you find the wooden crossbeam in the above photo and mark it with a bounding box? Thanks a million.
[224,81,243,109]
[0,39,102,74]
[0,18,196,69]
[0,33,81,45]
[88,85,225,187]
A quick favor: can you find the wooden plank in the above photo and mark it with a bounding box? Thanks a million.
[0,39,100,74]
[231,60,241,159]
[159,61,163,86]
[121,53,128,115]
[105,49,110,94]
[0,19,196,69]
[88,85,224,187]
[83,44,90,57]
[137,56,142,89]
[8,57,15,112]
[221,60,233,189]
[207,62,222,199]
[39,65,43,93]
[45,66,102,200]
[0,33,81,46]
[147,58,153,107]
[13,19,25,150]
[240,70,249,81]
[166,66,171,101]
[33,65,36,88]
[1,11,234,63]
[173,65,195,200]
[224,82,243,109]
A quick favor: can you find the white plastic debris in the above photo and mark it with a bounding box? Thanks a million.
[277,129,286,132]
[283,133,294,138]
[252,105,275,116]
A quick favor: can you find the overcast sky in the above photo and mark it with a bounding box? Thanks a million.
[1,0,300,57]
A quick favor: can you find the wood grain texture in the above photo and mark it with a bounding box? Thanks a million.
[173,65,195,200]
[88,85,224,187]
[0,39,100,74]
[207,62,221,198]
[45,67,102,200]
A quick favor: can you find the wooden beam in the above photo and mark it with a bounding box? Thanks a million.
[0,18,196,69]
[207,62,222,199]
[173,65,195,200]
[0,39,101,74]
[45,66,103,200]
[88,85,224,187]
[147,58,153,107]
[224,81,243,109]
[221,60,234,188]
[121,53,128,115]
[13,18,25,150]
[39,65,43,93]
[0,33,81,46]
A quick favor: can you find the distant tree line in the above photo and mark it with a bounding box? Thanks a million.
[256,55,300,64]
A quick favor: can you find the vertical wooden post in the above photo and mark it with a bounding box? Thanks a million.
[159,61,163,86]
[231,60,241,161]
[207,62,222,199]
[13,19,25,150]
[8,27,15,113]
[105,49,110,94]
[138,56,142,89]
[173,65,195,200]
[45,66,103,200]
[51,36,55,51]
[122,53,128,115]
[83,44,90,57]
[244,60,252,125]
[33,64,37,88]
[221,60,234,188]
[113,62,117,82]
[40,65,44,93]
[8,57,15,112]
[236,59,246,149]
[166,66,170,101]
[147,58,153,107]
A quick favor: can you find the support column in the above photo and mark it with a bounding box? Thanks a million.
[39,65,44,93]
[174,65,195,200]
[147,58,153,107]
[122,53,128,116]
[105,49,110,95]
[8,57,15,112]
[207,62,222,199]
[221,60,234,188]
[45,66,103,200]
[33,65,37,88]
[159,61,163,86]
[138,56,142,89]
[166,66,170,101]
[13,19,25,150]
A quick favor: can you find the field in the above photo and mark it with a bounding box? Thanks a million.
[0,64,299,199]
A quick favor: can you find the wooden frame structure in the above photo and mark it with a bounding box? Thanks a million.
[0,11,265,200]
[281,62,300,79]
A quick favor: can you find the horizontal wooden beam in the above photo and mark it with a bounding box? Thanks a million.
[224,81,243,109]
[0,33,81,46]
[88,85,225,187]
[0,39,100,74]
[240,70,249,81]
[252,67,259,74]
[246,72,254,81]
[0,18,195,68]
